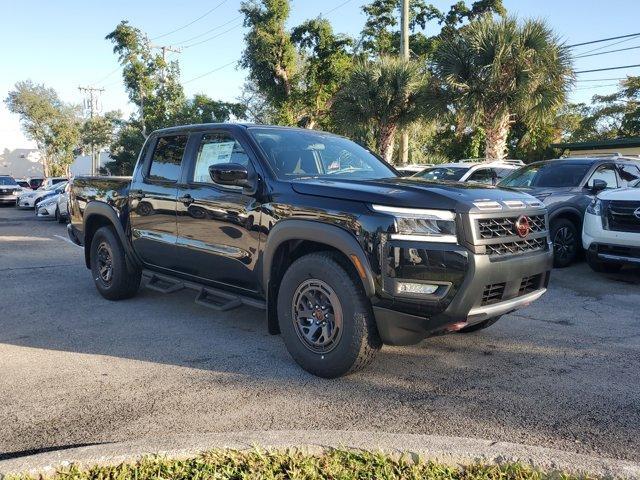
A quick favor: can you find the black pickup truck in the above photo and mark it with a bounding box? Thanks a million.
[68,123,552,377]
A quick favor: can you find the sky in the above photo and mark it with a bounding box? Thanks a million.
[2,0,640,150]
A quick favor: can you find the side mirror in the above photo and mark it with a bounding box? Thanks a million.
[591,179,607,193]
[209,163,251,188]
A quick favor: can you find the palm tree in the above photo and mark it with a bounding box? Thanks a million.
[332,56,426,163]
[432,16,574,160]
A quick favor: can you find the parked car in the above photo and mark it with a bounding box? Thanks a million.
[0,175,22,205]
[14,178,32,192]
[17,181,67,209]
[582,178,640,272]
[68,124,552,377]
[28,177,44,190]
[35,193,62,219]
[396,164,432,176]
[499,156,640,267]
[413,159,524,185]
[56,183,70,223]
[39,177,68,189]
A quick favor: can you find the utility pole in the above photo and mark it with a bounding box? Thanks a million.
[399,0,410,166]
[150,42,182,81]
[78,86,105,175]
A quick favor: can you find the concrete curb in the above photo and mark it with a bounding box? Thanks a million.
[1,430,639,478]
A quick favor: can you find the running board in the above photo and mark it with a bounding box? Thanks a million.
[141,270,265,311]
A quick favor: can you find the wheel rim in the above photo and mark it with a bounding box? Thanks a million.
[291,279,343,354]
[97,242,114,284]
[553,226,576,261]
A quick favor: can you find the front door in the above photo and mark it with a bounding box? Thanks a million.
[175,131,262,293]
[129,133,188,269]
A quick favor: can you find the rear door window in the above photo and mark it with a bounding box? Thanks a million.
[618,164,640,186]
[148,134,188,182]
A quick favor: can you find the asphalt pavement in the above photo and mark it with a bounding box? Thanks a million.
[1,206,639,462]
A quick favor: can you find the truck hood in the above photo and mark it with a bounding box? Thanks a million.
[290,177,541,213]
[505,186,575,202]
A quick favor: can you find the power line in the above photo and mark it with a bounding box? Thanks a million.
[183,60,236,84]
[568,32,640,48]
[574,83,620,91]
[576,77,625,82]
[151,0,228,40]
[89,66,121,86]
[321,0,355,16]
[174,16,241,45]
[575,64,640,74]
[574,34,640,56]
[574,44,640,59]
[182,23,243,49]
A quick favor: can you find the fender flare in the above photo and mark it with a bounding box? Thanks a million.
[262,220,376,297]
[83,201,140,270]
[548,206,584,227]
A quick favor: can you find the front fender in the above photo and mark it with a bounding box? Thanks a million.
[262,220,376,297]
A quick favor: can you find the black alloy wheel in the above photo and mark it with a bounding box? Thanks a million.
[96,241,114,286]
[291,279,343,354]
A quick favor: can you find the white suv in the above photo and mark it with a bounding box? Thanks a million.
[413,159,524,185]
[583,179,640,272]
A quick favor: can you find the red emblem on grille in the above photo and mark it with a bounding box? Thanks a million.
[515,215,530,238]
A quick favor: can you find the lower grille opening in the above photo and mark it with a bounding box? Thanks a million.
[519,274,541,296]
[481,282,506,306]
[486,237,546,257]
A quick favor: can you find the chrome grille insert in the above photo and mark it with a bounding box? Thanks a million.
[486,237,546,256]
[477,215,546,239]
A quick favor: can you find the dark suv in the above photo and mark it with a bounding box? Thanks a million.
[499,157,640,267]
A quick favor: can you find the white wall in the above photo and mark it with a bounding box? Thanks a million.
[0,149,112,178]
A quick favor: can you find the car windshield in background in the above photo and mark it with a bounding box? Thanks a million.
[249,128,396,181]
[0,176,18,186]
[499,162,591,188]
[414,167,468,181]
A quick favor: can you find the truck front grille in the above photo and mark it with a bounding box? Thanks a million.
[481,282,506,305]
[606,201,640,233]
[486,237,546,257]
[477,214,546,239]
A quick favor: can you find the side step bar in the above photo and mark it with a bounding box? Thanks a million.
[141,270,266,311]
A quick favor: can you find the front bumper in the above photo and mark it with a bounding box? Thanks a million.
[0,194,18,204]
[17,197,35,208]
[373,241,553,345]
[36,202,57,218]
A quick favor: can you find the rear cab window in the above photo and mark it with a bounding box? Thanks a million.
[147,134,189,182]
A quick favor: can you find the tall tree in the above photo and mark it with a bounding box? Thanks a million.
[332,56,428,162]
[359,0,505,58]
[239,0,352,128]
[5,80,81,176]
[104,21,245,175]
[432,15,574,160]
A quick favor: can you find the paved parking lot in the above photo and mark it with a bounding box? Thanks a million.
[1,206,639,462]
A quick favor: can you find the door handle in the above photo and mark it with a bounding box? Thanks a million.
[131,190,145,200]
[179,194,194,205]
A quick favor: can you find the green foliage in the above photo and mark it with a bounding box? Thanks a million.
[332,56,428,162]
[240,0,353,128]
[432,15,574,159]
[9,448,592,480]
[103,21,247,175]
[359,0,505,57]
[5,80,81,176]
[80,111,121,155]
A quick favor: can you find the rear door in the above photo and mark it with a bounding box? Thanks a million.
[174,129,262,293]
[129,133,188,269]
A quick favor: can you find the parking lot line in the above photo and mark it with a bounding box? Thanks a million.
[53,234,83,249]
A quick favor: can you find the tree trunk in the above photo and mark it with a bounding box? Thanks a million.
[378,123,397,164]
[484,112,511,161]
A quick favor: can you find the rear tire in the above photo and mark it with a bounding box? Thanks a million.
[459,316,501,333]
[586,252,623,273]
[90,226,141,300]
[551,219,579,268]
[277,251,381,378]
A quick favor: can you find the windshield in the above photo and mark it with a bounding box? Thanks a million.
[414,166,468,181]
[499,162,591,188]
[249,128,396,180]
[0,176,18,186]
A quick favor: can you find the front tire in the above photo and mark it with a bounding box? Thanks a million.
[277,251,381,378]
[551,219,579,268]
[90,226,141,300]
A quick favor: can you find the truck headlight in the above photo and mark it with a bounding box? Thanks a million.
[586,198,602,215]
[371,205,457,243]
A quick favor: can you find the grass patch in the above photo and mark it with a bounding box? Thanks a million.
[9,448,595,480]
